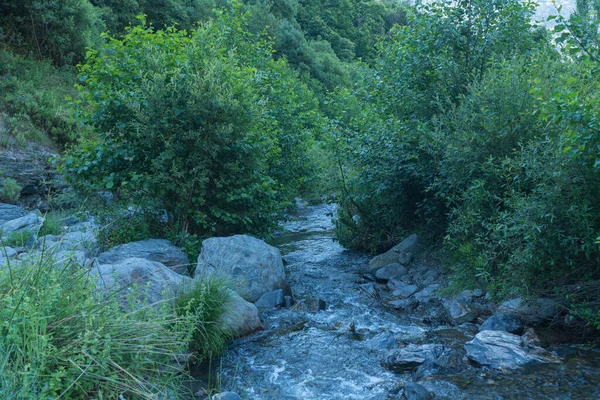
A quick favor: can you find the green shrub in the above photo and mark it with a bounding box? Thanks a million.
[0,253,194,399]
[0,178,22,202]
[176,278,231,361]
[95,207,158,251]
[2,230,34,247]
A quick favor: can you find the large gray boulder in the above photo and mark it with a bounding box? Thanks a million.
[444,298,480,324]
[479,313,524,335]
[97,239,190,276]
[1,212,44,234]
[0,203,26,224]
[497,297,558,324]
[195,235,288,302]
[465,330,555,370]
[374,263,408,281]
[92,257,190,306]
[369,234,420,272]
[404,382,433,400]
[219,289,263,337]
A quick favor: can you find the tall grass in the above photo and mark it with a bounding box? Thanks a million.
[0,249,229,399]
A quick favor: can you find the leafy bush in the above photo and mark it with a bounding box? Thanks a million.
[0,254,194,399]
[2,230,34,247]
[0,177,22,202]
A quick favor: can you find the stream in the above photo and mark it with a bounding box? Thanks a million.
[193,204,600,399]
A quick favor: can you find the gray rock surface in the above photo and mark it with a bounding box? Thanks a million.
[404,382,433,400]
[0,203,26,223]
[212,392,242,400]
[255,289,285,309]
[374,263,408,281]
[465,330,555,370]
[195,235,288,302]
[479,313,524,335]
[219,289,263,337]
[92,257,189,306]
[392,282,419,298]
[383,343,444,372]
[444,298,480,324]
[1,212,44,234]
[497,297,558,324]
[97,239,190,276]
[369,234,420,272]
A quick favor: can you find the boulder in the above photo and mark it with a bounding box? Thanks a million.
[465,330,555,370]
[374,263,408,281]
[369,234,420,272]
[404,382,433,400]
[413,284,441,302]
[497,297,558,324]
[2,212,44,234]
[0,203,26,224]
[195,235,288,302]
[97,239,190,276]
[56,231,97,253]
[444,298,480,324]
[366,332,397,350]
[92,257,190,306]
[479,313,524,335]
[255,289,285,309]
[219,289,263,337]
[382,343,444,373]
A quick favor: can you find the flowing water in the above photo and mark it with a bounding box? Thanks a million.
[192,204,600,400]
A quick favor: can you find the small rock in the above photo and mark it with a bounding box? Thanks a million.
[413,284,441,302]
[444,298,480,324]
[284,295,293,308]
[219,290,263,338]
[404,382,433,400]
[473,288,484,297]
[366,332,397,350]
[459,290,475,300]
[521,327,541,347]
[359,282,378,297]
[212,392,242,400]
[255,289,285,309]
[398,252,413,266]
[382,343,444,373]
[369,234,420,272]
[388,298,417,311]
[479,313,524,335]
[392,282,419,298]
[375,263,408,281]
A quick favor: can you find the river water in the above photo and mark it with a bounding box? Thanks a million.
[195,204,600,400]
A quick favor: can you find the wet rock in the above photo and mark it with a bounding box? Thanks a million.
[521,327,541,347]
[413,284,441,302]
[465,330,555,370]
[219,290,263,338]
[359,282,378,297]
[369,234,420,272]
[212,392,242,400]
[302,297,327,311]
[366,332,398,350]
[255,289,285,309]
[2,212,44,234]
[388,298,417,311]
[444,298,480,324]
[479,313,524,335]
[195,235,288,302]
[92,257,190,306]
[0,203,26,223]
[284,295,293,308]
[391,282,419,298]
[374,263,408,281]
[97,239,189,276]
[382,343,444,373]
[497,297,559,324]
[404,382,433,400]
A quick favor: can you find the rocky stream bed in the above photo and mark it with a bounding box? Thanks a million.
[193,203,600,400]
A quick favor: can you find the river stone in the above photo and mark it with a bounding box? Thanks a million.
[92,257,190,306]
[375,263,408,281]
[97,239,190,276]
[195,234,288,302]
[465,330,554,370]
[56,231,97,253]
[404,382,433,400]
[413,284,441,302]
[392,282,419,298]
[0,203,26,224]
[219,289,263,338]
[444,298,480,324]
[388,298,417,311]
[369,234,420,272]
[2,212,44,234]
[497,297,558,324]
[479,313,524,335]
[255,289,285,309]
[382,343,445,373]
[366,332,398,350]
[212,392,242,400]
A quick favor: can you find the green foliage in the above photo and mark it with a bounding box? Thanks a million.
[0,0,104,65]
[0,252,203,399]
[95,208,157,251]
[2,230,34,248]
[0,51,79,148]
[176,278,231,360]
[0,177,22,202]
